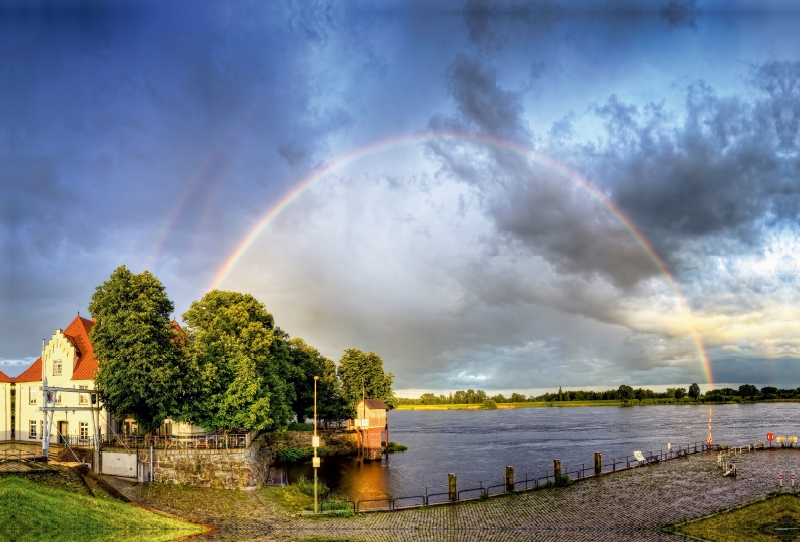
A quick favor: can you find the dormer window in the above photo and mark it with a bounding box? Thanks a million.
[53,359,62,376]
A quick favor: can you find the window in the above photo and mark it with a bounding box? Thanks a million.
[79,385,88,405]
[29,421,37,439]
[53,359,62,376]
[80,422,89,440]
[29,387,36,405]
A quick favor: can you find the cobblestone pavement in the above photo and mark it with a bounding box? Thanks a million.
[129,448,800,541]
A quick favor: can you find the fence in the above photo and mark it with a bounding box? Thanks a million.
[354,441,711,512]
[100,431,252,450]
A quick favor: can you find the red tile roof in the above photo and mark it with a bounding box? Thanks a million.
[361,399,388,410]
[64,316,96,381]
[0,370,12,383]
[13,316,97,383]
[14,357,42,382]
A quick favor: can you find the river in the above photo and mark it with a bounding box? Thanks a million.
[281,403,800,503]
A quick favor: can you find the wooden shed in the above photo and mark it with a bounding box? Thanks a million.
[353,399,388,461]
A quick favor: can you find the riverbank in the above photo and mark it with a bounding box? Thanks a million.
[396,398,800,410]
[120,444,800,540]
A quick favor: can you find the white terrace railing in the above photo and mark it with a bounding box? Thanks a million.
[99,431,254,450]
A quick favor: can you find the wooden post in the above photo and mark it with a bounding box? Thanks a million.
[553,459,561,478]
[594,452,602,476]
[505,466,514,492]
[448,473,457,502]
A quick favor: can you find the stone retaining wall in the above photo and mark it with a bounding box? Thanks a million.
[138,429,359,489]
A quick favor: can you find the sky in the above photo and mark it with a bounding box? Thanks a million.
[2,0,800,395]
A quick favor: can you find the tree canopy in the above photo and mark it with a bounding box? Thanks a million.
[88,265,187,433]
[181,290,295,432]
[288,338,350,424]
[338,349,396,410]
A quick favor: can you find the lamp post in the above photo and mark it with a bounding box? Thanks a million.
[312,376,320,514]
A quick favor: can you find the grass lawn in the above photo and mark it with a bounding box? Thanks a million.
[0,475,206,541]
[671,492,800,541]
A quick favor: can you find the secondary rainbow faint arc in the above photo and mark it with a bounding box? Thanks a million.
[207,131,714,386]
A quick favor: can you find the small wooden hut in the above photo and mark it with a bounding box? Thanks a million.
[354,399,388,460]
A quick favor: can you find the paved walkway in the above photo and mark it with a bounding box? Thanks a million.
[128,448,800,541]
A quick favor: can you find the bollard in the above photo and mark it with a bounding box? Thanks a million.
[448,473,457,502]
[793,473,796,488]
[553,459,561,478]
[505,466,514,492]
[780,473,783,487]
[595,453,602,476]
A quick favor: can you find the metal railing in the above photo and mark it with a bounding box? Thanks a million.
[354,441,712,512]
[101,432,252,450]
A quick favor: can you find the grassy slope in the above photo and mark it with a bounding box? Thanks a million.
[674,493,800,541]
[0,475,205,541]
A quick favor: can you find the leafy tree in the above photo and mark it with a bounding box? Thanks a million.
[181,290,295,431]
[674,387,687,399]
[288,338,349,424]
[338,349,396,410]
[88,265,187,433]
[738,384,759,399]
[617,385,634,401]
[688,383,701,399]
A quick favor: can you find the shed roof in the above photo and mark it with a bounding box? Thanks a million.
[359,399,388,410]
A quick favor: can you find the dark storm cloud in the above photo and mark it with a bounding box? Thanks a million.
[435,51,800,294]
[445,55,531,142]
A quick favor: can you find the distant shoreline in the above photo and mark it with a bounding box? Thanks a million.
[395,399,800,410]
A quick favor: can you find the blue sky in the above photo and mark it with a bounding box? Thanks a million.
[2,0,799,394]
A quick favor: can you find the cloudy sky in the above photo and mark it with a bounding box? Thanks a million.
[3,0,800,394]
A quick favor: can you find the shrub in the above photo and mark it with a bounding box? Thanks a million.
[481,399,498,410]
[295,475,329,497]
[276,446,328,463]
[555,474,573,487]
[384,441,408,453]
[288,422,314,431]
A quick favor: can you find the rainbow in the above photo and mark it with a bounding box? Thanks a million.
[206,131,714,386]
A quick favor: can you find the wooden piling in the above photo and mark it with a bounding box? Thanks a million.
[448,473,457,502]
[505,466,514,492]
[553,459,561,477]
[595,452,602,476]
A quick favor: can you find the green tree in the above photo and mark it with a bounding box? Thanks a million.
[738,384,759,399]
[688,383,701,399]
[181,290,295,431]
[674,387,687,399]
[288,338,349,424]
[617,385,634,401]
[338,349,396,410]
[88,265,187,433]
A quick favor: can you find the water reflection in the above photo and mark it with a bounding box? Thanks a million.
[276,404,800,503]
[282,455,392,503]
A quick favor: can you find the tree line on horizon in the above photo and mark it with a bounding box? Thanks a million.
[398,383,800,405]
[88,265,397,433]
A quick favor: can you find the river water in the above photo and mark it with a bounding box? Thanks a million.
[282,403,800,503]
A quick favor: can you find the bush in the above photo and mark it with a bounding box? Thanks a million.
[481,399,498,410]
[276,445,328,463]
[384,441,408,453]
[295,475,329,497]
[288,422,314,431]
[555,474,573,487]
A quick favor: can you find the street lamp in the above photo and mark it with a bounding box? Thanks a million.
[312,376,320,514]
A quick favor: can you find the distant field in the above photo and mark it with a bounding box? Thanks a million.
[0,474,205,541]
[396,400,625,410]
